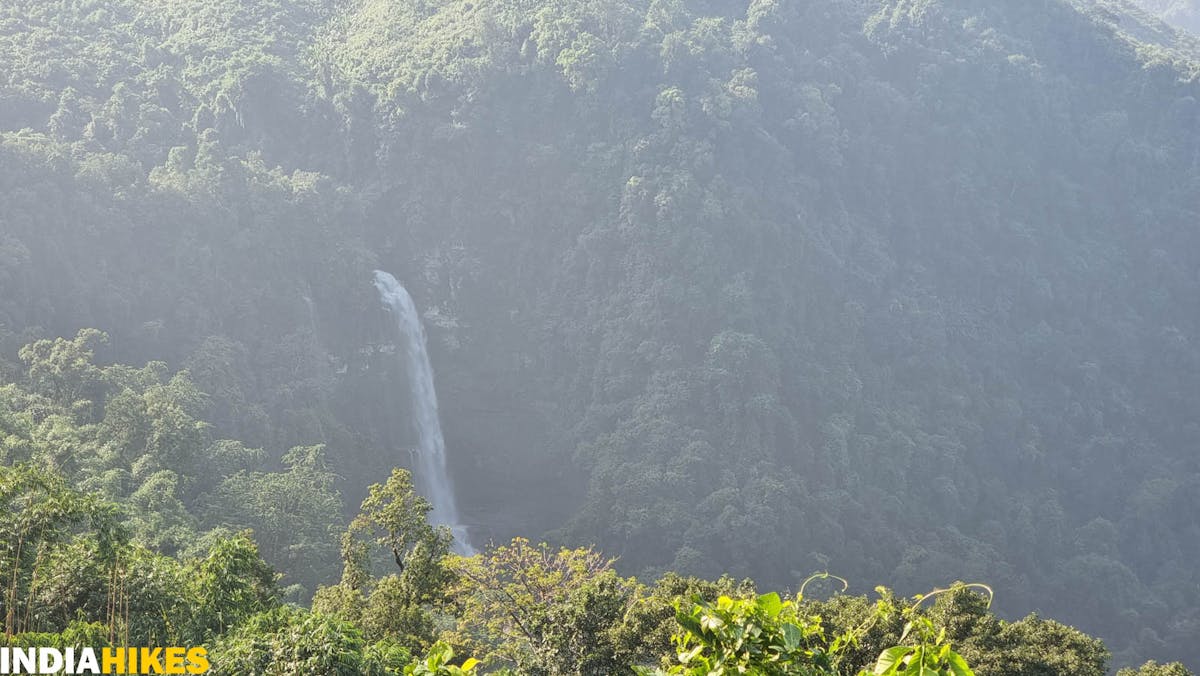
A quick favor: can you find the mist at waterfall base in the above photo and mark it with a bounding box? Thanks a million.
[373,270,476,556]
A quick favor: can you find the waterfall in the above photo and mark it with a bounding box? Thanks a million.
[373,270,475,555]
[301,293,319,336]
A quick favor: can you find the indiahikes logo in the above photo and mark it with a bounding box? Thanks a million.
[0,647,208,674]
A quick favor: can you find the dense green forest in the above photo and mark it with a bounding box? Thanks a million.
[2,0,1200,672]
[0,342,1191,673]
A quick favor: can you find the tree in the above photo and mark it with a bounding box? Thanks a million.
[448,537,638,675]
[125,470,198,555]
[314,468,454,652]
[209,606,411,676]
[404,642,478,676]
[188,530,280,640]
[0,463,122,638]
[350,468,442,575]
[204,444,343,597]
[636,592,837,676]
[1117,662,1195,676]
[610,572,757,670]
[640,585,977,676]
[17,330,107,411]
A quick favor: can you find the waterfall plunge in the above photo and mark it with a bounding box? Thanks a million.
[373,270,475,556]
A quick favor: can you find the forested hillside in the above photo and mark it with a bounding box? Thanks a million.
[2,0,1200,670]
[1131,0,1200,33]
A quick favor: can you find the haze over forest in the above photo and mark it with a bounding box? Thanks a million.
[2,0,1200,673]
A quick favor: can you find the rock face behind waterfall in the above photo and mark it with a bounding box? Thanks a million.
[373,270,475,555]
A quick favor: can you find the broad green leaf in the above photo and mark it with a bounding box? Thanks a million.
[758,592,783,618]
[679,644,704,663]
[945,652,974,676]
[911,648,937,676]
[677,612,704,637]
[873,646,913,675]
[781,623,802,651]
[700,613,725,632]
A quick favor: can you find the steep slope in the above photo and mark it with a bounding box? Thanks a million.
[1132,0,1200,33]
[320,0,1200,665]
[1,0,1198,668]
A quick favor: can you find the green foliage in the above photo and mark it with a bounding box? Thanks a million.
[189,530,280,639]
[610,572,759,669]
[639,592,839,675]
[0,462,122,637]
[351,469,442,576]
[204,444,343,598]
[1,451,286,646]
[210,606,409,676]
[638,584,980,676]
[314,468,455,652]
[0,360,1173,676]
[8,620,111,656]
[2,332,344,596]
[1118,661,1196,676]
[917,582,1110,676]
[1,0,1199,670]
[967,615,1109,676]
[870,618,973,676]
[448,537,639,674]
[366,638,418,674]
[17,329,107,411]
[404,641,478,675]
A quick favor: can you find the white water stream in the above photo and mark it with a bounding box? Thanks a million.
[373,270,475,555]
